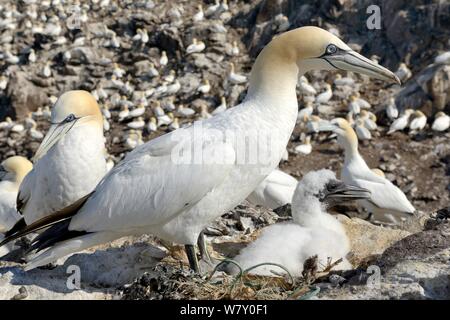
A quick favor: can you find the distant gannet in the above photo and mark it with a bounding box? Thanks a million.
[431,112,450,132]
[386,97,398,120]
[315,83,332,104]
[228,62,247,84]
[395,62,412,82]
[299,76,317,96]
[247,169,297,210]
[1,27,399,272]
[6,91,107,233]
[387,109,413,134]
[409,110,427,132]
[319,118,415,224]
[231,170,370,276]
[294,135,312,155]
[186,38,205,54]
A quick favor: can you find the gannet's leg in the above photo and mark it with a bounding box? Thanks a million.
[184,244,200,273]
[197,231,211,263]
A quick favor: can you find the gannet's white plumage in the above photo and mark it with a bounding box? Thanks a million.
[15,91,107,225]
[247,169,297,209]
[231,170,369,277]
[0,156,32,257]
[322,118,415,224]
[0,27,400,271]
[431,112,450,132]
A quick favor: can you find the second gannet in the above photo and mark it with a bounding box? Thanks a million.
[247,169,297,210]
[431,112,450,132]
[231,170,370,277]
[0,157,32,234]
[319,118,415,224]
[409,110,427,132]
[1,26,399,272]
[387,109,413,135]
[7,91,107,232]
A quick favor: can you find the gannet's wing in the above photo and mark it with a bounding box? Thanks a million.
[69,128,236,232]
[348,170,414,213]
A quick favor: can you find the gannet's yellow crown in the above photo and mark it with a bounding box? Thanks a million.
[1,156,33,184]
[52,90,102,126]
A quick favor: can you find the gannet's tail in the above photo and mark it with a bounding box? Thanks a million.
[25,231,123,270]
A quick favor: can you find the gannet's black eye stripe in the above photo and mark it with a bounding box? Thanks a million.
[50,113,78,125]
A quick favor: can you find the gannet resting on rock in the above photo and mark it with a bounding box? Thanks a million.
[385,97,398,120]
[431,112,450,132]
[0,157,32,257]
[5,91,107,235]
[319,118,415,224]
[247,169,297,210]
[230,170,370,277]
[387,109,413,135]
[408,110,427,132]
[0,26,399,272]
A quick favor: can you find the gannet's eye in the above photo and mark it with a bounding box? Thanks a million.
[326,44,337,55]
[326,180,339,192]
[65,114,76,122]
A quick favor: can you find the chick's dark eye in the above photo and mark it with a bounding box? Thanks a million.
[326,44,337,55]
[326,181,339,191]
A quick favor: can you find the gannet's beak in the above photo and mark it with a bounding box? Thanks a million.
[0,165,6,180]
[325,182,371,203]
[33,117,79,162]
[323,50,401,85]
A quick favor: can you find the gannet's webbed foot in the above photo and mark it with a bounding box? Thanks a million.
[197,231,211,263]
[184,244,200,273]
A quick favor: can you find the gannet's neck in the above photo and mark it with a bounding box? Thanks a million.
[246,45,299,107]
[339,127,359,163]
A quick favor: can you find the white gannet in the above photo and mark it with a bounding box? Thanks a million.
[147,117,157,133]
[299,76,317,96]
[0,157,33,234]
[177,104,196,117]
[127,117,145,130]
[386,97,398,120]
[228,62,247,84]
[186,38,205,54]
[347,95,360,115]
[128,103,146,119]
[193,4,204,22]
[315,83,332,104]
[431,112,450,132]
[319,118,415,224]
[355,119,372,140]
[0,156,32,257]
[395,62,412,82]
[360,110,377,131]
[197,79,211,94]
[6,91,107,232]
[334,73,355,87]
[387,109,413,134]
[231,170,370,276]
[294,135,312,155]
[409,110,427,132]
[1,26,399,272]
[159,51,168,66]
[247,169,297,210]
[297,101,313,122]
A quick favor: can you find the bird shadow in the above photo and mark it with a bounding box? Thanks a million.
[1,242,165,295]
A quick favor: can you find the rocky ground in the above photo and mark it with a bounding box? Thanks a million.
[0,0,449,299]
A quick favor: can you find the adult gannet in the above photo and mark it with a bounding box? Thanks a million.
[0,157,33,234]
[409,110,427,132]
[431,112,450,132]
[247,169,297,210]
[319,118,415,224]
[385,97,398,120]
[231,170,370,276]
[6,91,107,232]
[1,26,399,272]
[395,62,412,82]
[315,83,332,104]
[387,109,413,134]
[0,156,32,257]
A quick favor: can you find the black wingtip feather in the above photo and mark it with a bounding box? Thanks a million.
[5,218,26,238]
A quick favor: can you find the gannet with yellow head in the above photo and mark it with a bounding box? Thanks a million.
[0,156,32,233]
[9,90,107,230]
[319,118,415,224]
[1,27,399,272]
